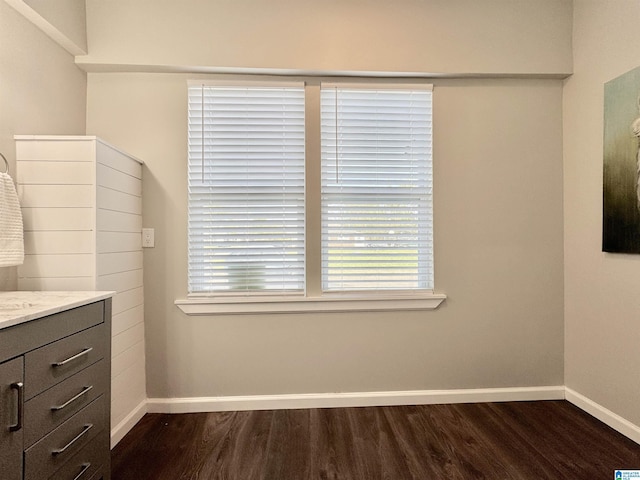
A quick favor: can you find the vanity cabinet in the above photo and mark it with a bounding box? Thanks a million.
[0,297,111,480]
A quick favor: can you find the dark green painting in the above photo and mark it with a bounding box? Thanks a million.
[603,66,640,253]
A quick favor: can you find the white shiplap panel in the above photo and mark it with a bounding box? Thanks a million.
[24,231,94,255]
[111,341,145,380]
[18,276,95,290]
[15,139,95,162]
[97,141,142,179]
[97,186,141,215]
[97,210,141,233]
[112,322,145,358]
[97,252,143,276]
[97,232,141,254]
[17,161,94,185]
[96,163,141,196]
[16,137,146,445]
[112,287,144,316]
[97,269,143,293]
[112,359,145,400]
[112,304,144,337]
[18,185,94,208]
[21,208,94,231]
[111,359,146,430]
[19,254,94,278]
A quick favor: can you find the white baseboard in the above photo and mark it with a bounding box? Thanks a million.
[146,386,565,414]
[110,399,148,448]
[110,387,640,448]
[565,387,640,445]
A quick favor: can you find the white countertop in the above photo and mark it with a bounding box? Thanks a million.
[0,291,115,331]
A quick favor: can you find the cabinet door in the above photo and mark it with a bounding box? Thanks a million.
[0,356,24,480]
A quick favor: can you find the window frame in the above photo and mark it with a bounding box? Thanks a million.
[177,77,446,315]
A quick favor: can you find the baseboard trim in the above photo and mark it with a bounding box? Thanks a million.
[110,388,640,447]
[110,399,148,448]
[565,387,640,445]
[146,386,565,414]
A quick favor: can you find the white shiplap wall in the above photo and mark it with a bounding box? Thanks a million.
[16,135,146,445]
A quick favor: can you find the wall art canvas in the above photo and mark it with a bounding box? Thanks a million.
[603,66,640,253]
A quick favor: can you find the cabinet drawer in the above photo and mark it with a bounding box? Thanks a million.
[0,302,104,365]
[25,395,106,480]
[25,324,106,399]
[25,361,107,447]
[45,432,108,480]
[87,466,105,480]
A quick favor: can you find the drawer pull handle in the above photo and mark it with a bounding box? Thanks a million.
[9,382,23,432]
[73,462,91,480]
[52,423,93,456]
[51,385,93,411]
[52,347,93,367]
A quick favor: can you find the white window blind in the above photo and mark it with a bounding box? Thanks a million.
[187,83,306,294]
[320,84,433,291]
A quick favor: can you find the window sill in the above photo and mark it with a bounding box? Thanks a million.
[175,293,447,316]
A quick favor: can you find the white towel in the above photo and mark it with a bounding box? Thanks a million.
[0,171,24,267]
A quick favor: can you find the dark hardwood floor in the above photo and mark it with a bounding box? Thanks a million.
[112,400,640,479]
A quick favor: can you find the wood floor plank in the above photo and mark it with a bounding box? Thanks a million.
[111,401,640,480]
[496,402,613,477]
[378,406,415,479]
[378,406,452,478]
[189,411,241,478]
[426,403,516,479]
[465,402,563,478]
[226,409,272,479]
[262,409,312,480]
[322,407,360,480]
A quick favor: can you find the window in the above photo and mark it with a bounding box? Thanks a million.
[181,79,443,314]
[187,83,306,294]
[320,84,433,291]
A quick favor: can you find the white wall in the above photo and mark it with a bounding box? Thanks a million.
[84,0,568,403]
[81,0,572,77]
[87,73,565,399]
[22,0,87,53]
[0,1,86,290]
[564,0,640,430]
